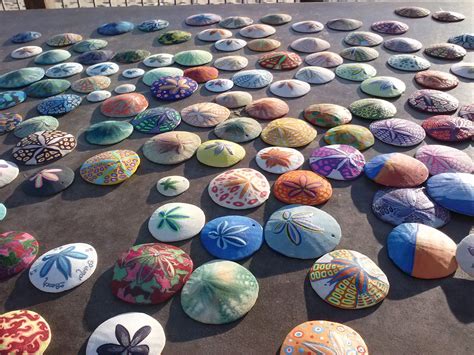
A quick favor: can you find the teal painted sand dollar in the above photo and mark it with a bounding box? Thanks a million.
[197,139,246,168]
[360,76,406,98]
[11,46,42,59]
[34,49,71,65]
[131,107,181,134]
[294,67,335,84]
[232,69,273,89]
[174,50,213,67]
[86,62,119,76]
[214,117,262,143]
[142,67,184,86]
[0,203,6,220]
[344,31,383,47]
[349,98,397,120]
[85,121,133,145]
[86,90,111,103]
[387,55,431,72]
[0,91,27,110]
[335,63,377,81]
[157,176,189,197]
[0,113,22,134]
[14,116,58,138]
[72,39,108,53]
[181,260,259,324]
[45,62,83,78]
[25,79,70,98]
[0,67,45,89]
[340,47,379,62]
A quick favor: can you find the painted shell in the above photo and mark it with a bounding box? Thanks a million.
[421,115,473,142]
[414,70,459,90]
[407,90,459,113]
[369,118,426,146]
[424,43,466,60]
[261,118,316,147]
[258,51,302,70]
[371,20,409,34]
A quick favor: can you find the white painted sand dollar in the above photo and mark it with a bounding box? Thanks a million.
[214,38,247,52]
[290,37,330,53]
[295,66,335,84]
[29,242,97,293]
[239,24,276,39]
[114,84,136,94]
[87,90,111,102]
[256,147,304,174]
[0,160,19,188]
[143,53,174,68]
[122,68,145,78]
[291,20,324,33]
[214,56,248,71]
[148,202,205,242]
[456,234,474,276]
[11,46,42,59]
[86,62,119,76]
[205,79,233,93]
[305,51,343,68]
[85,312,166,355]
[451,62,474,80]
[270,79,311,98]
[156,176,190,197]
[181,102,230,128]
[45,62,83,78]
[198,28,232,42]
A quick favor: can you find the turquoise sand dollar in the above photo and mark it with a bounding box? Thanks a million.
[0,67,45,89]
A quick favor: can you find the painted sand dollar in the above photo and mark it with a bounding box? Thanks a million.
[214,117,262,143]
[415,70,459,90]
[304,51,343,68]
[291,20,324,33]
[183,66,218,83]
[214,56,248,71]
[344,31,383,47]
[77,50,114,65]
[137,19,169,32]
[208,168,270,210]
[185,13,221,26]
[426,173,473,216]
[245,97,289,120]
[86,62,119,76]
[448,33,474,49]
[122,68,144,79]
[335,63,376,82]
[261,117,316,147]
[174,50,212,67]
[131,107,181,134]
[205,79,233,93]
[387,54,430,72]
[97,21,134,35]
[309,249,389,309]
[340,47,379,62]
[101,93,148,118]
[239,24,276,39]
[219,16,253,29]
[294,66,335,85]
[86,90,111,103]
[280,321,368,355]
[326,18,362,31]
[432,11,465,22]
[459,104,474,120]
[201,216,263,260]
[23,166,75,196]
[450,62,474,80]
[14,116,58,138]
[85,312,165,355]
[158,30,191,45]
[85,121,133,145]
[114,84,135,94]
[207,36,243,49]
[12,130,76,165]
[424,43,466,60]
[310,145,365,180]
[290,37,330,54]
[25,79,70,98]
[421,115,472,142]
[71,75,111,94]
[456,234,474,277]
[0,112,22,134]
[232,69,273,89]
[360,76,406,98]
[408,89,459,113]
[349,98,397,120]
[11,45,42,59]
[215,91,252,108]
[181,102,230,128]
[181,260,259,324]
[11,31,42,43]
[255,147,304,174]
[196,139,245,168]
[324,125,374,150]
[270,79,310,98]
[415,145,473,175]
[111,243,193,304]
[273,170,332,205]
[46,33,82,47]
[0,67,45,89]
[114,49,151,64]
[142,131,201,165]
[371,20,409,34]
[303,103,352,128]
[150,76,198,100]
[388,223,457,279]
[148,202,205,242]
[142,68,184,86]
[157,176,189,197]
[395,6,430,18]
[0,231,38,280]
[0,160,19,188]
[372,188,450,228]
[369,118,425,146]
[72,39,108,53]
[384,37,422,53]
[45,62,83,78]
[0,91,26,110]
[247,38,281,52]
[258,51,302,70]
[0,310,51,354]
[29,242,97,293]
[0,204,6,221]
[261,13,292,25]
[80,150,140,185]
[34,49,71,65]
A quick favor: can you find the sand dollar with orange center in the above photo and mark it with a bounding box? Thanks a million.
[274,170,332,205]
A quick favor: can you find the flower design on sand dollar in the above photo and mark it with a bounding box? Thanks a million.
[272,210,324,245]
[30,168,61,188]
[223,172,262,199]
[282,174,322,198]
[159,177,178,191]
[97,324,151,355]
[204,141,234,155]
[259,148,292,168]
[208,220,249,249]
[156,206,189,231]
[40,245,87,280]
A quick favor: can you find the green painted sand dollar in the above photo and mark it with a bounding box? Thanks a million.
[157,176,189,196]
[197,139,246,167]
[326,18,363,31]
[85,121,133,145]
[214,117,262,142]
[360,76,406,98]
[113,49,151,64]
[14,116,59,138]
[261,13,292,26]
[174,50,213,67]
[304,103,352,128]
[34,49,71,65]
[215,91,252,108]
[324,124,375,150]
[72,39,108,53]
[387,54,431,72]
[340,47,379,62]
[349,98,397,120]
[24,79,70,98]
[335,63,377,81]
[142,67,184,86]
[142,131,201,165]
[181,260,259,324]
[158,30,192,45]
[0,67,45,89]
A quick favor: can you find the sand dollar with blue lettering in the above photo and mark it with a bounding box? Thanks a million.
[97,21,134,35]
[415,145,473,175]
[0,113,22,134]
[265,204,341,259]
[0,67,45,89]
[85,121,133,145]
[131,107,181,134]
[326,18,362,31]
[387,54,430,72]
[11,46,42,59]
[23,165,75,196]
[45,62,83,78]
[156,176,189,197]
[344,31,383,47]
[340,47,379,62]
[384,37,422,53]
[360,76,406,98]
[335,63,376,82]
[29,242,97,293]
[294,67,335,84]
[426,173,474,216]
[309,145,365,180]
[214,117,261,143]
[456,234,474,277]
[37,94,82,115]
[369,118,425,146]
[137,19,169,32]
[72,39,108,53]
[86,62,119,76]
[151,76,198,100]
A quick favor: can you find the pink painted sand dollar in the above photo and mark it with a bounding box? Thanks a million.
[309,144,366,180]
[255,147,304,174]
[208,168,270,210]
[0,231,39,280]
[261,117,316,147]
[415,145,473,175]
[245,97,289,120]
[101,93,148,118]
[181,102,230,128]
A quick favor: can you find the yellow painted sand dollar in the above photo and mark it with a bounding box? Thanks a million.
[261,117,316,147]
[197,139,246,167]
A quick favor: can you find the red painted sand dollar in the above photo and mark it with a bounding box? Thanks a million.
[0,231,39,280]
[208,168,270,210]
[273,170,332,205]
[101,93,148,118]
[181,102,230,128]
[257,51,302,70]
[261,118,317,147]
[421,115,473,142]
[183,66,219,83]
[245,97,289,120]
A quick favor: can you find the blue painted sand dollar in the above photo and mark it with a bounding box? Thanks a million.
[86,90,111,103]
[186,13,221,26]
[196,139,245,168]
[294,67,335,84]
[201,216,263,260]
[24,79,70,98]
[131,107,181,134]
[156,176,189,197]
[369,118,425,146]
[426,173,474,216]
[174,50,213,67]
[340,47,379,62]
[387,55,431,72]
[0,91,26,109]
[137,19,169,32]
[11,31,41,43]
[77,50,114,65]
[214,56,248,71]
[34,49,71,65]
[0,67,45,89]
[305,51,343,68]
[214,117,262,143]
[0,113,22,134]
[448,33,474,49]
[291,21,324,33]
[219,16,253,29]
[344,31,383,47]
[232,69,273,89]
[85,121,133,145]
[265,204,341,259]
[335,63,377,81]
[205,79,234,93]
[270,79,310,98]
[326,18,362,31]
[45,62,83,78]
[456,234,474,277]
[148,202,205,242]
[151,76,198,101]
[122,68,145,79]
[11,46,42,59]
[37,94,82,115]
[360,76,406,98]
[143,53,174,68]
[97,21,134,35]
[86,62,119,76]
[384,37,422,53]
[72,39,108,53]
[14,116,58,138]
[349,98,397,120]
[214,38,247,52]
[142,67,184,86]
[181,260,259,324]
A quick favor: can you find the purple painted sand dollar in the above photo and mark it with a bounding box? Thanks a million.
[309,144,365,180]
[415,145,473,175]
[369,119,425,147]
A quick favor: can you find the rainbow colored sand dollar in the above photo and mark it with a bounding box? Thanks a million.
[324,124,375,150]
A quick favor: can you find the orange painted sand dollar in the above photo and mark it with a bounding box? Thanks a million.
[181,102,230,127]
[274,170,332,205]
[247,38,281,52]
[261,117,316,147]
[80,149,140,185]
[0,309,51,354]
[245,98,289,120]
[280,320,368,355]
[101,93,148,118]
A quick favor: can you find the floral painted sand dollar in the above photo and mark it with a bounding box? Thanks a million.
[258,51,302,70]
[214,56,248,71]
[245,97,289,120]
[388,223,457,278]
[142,131,201,165]
[387,54,430,72]
[151,76,198,100]
[46,33,82,47]
[86,62,119,76]
[340,47,379,62]
[280,321,368,355]
[11,45,42,59]
[421,115,472,142]
[25,79,70,98]
[143,53,174,68]
[114,84,135,94]
[247,38,281,52]
[29,242,97,293]
[232,69,273,89]
[239,24,276,39]
[198,28,232,42]
[122,68,144,79]
[86,312,165,355]
[205,79,233,93]
[274,170,332,205]
[335,63,376,82]
[294,66,335,84]
[371,20,409,34]
[456,234,474,277]
[157,175,189,197]
[45,62,83,78]
[214,38,247,52]
[13,116,58,138]
[415,145,473,175]
[80,150,140,185]
[448,33,474,49]
[360,76,406,98]
[181,260,258,324]
[34,49,71,65]
[131,107,181,134]
[101,93,148,118]
[72,39,108,53]
[148,202,205,242]
[304,51,343,68]
[111,243,192,304]
[290,37,330,53]
[326,18,362,31]
[426,173,473,216]
[86,90,111,103]
[183,66,218,83]
[0,113,22,134]
[369,118,425,146]
[196,139,246,168]
[214,117,262,143]
[432,11,465,22]
[77,50,115,65]
[265,204,341,259]
[0,67,45,89]
[12,130,76,165]
[0,231,38,280]
[0,160,19,188]
[310,249,389,309]
[414,70,459,90]
[72,75,111,94]
[310,145,365,180]
[181,102,230,128]
[450,62,474,80]
[85,121,133,145]
[270,79,310,98]
[201,216,263,260]
[344,31,383,47]
[138,19,170,32]
[408,90,459,113]
[219,16,253,29]
[384,37,422,53]
[372,188,450,227]
[143,68,184,86]
[185,13,221,26]
[324,124,374,150]
[208,168,270,209]
[424,43,466,60]
[395,6,430,18]
[291,20,324,33]
[11,31,41,43]
[216,91,253,108]
[255,147,304,174]
[0,310,51,354]
[174,50,213,67]
[23,165,75,196]
[261,13,292,25]
[459,104,474,120]
[97,21,134,35]
[0,90,26,109]
[261,117,316,147]
[365,153,429,187]
[349,98,397,120]
[158,30,191,45]
[304,103,352,128]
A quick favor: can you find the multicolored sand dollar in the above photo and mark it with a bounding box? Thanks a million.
[309,145,366,180]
